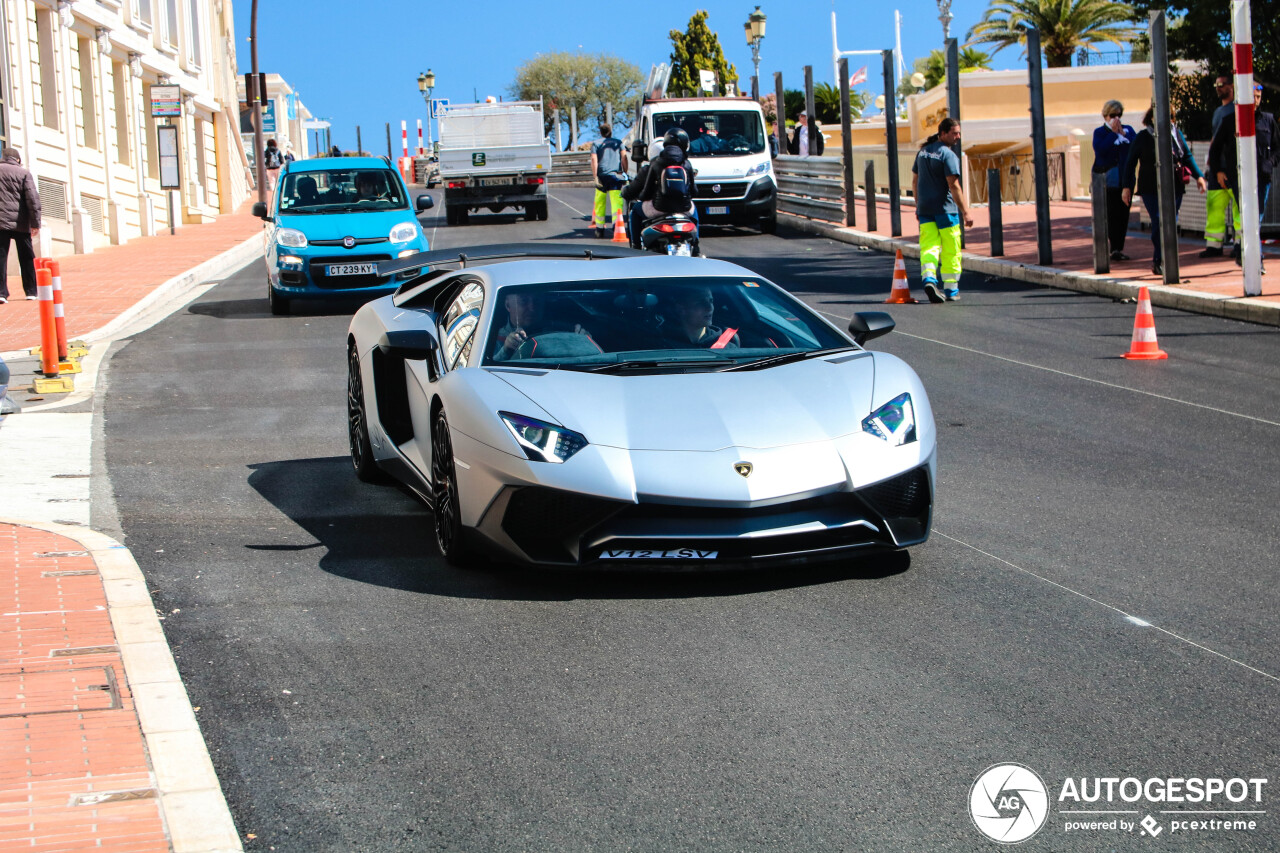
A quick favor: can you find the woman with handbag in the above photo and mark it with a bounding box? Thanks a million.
[1121,104,1207,275]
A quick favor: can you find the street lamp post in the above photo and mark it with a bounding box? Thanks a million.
[417,69,436,152]
[935,0,953,41]
[743,6,766,99]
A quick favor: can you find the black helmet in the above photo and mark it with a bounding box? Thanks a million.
[662,128,690,152]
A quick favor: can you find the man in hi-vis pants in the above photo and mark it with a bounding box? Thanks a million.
[912,118,974,302]
[1202,73,1241,257]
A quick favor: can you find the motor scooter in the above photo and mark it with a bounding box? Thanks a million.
[638,211,700,256]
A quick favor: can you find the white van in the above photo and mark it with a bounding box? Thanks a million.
[628,96,777,233]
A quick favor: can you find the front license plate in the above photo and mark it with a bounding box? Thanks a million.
[478,178,510,187]
[600,549,719,559]
[705,205,728,215]
[326,263,375,276]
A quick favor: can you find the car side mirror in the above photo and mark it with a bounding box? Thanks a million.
[848,311,895,345]
[416,194,435,212]
[252,201,270,220]
[631,140,647,164]
[378,329,439,361]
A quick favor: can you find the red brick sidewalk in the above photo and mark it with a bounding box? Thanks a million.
[852,197,1280,302]
[0,203,263,353]
[0,523,169,852]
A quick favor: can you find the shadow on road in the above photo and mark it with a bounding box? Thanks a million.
[187,296,371,319]
[247,455,911,602]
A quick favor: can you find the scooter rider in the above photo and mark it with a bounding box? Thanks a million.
[623,128,698,248]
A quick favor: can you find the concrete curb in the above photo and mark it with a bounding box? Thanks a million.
[779,213,1280,327]
[0,518,243,853]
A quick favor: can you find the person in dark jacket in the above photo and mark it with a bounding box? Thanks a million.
[1092,100,1137,260]
[622,129,698,247]
[0,148,41,304]
[1209,83,1280,265]
[1121,105,1206,275]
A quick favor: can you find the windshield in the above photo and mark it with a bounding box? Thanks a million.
[654,110,766,157]
[482,276,850,371]
[278,168,407,213]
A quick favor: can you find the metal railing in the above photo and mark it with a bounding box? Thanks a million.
[1074,48,1147,67]
[968,153,1066,204]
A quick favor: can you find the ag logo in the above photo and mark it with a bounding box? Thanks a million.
[733,461,752,478]
[969,763,1049,844]
[472,152,486,166]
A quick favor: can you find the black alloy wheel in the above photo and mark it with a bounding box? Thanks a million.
[432,408,472,565]
[347,346,385,483]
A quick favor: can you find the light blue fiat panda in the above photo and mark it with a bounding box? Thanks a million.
[254,156,433,315]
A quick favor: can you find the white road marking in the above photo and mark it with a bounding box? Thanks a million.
[936,530,1280,683]
[818,310,1280,428]
[550,189,589,218]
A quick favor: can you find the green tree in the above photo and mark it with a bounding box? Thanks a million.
[783,89,806,122]
[1126,0,1278,141]
[669,11,739,97]
[813,82,873,124]
[510,52,643,136]
[966,0,1143,67]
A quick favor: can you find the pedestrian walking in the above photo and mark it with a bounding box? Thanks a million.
[590,124,628,238]
[283,140,296,164]
[329,144,342,158]
[1201,74,1242,257]
[788,112,823,157]
[1092,100,1137,260]
[263,139,284,197]
[911,118,973,303]
[1121,105,1207,275]
[1209,83,1279,267]
[0,147,41,305]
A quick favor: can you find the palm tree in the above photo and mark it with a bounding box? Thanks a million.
[966,0,1142,68]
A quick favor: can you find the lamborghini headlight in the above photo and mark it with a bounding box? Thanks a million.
[862,393,916,445]
[499,412,587,463]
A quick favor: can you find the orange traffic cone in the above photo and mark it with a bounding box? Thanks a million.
[611,211,628,243]
[884,250,917,303]
[1123,286,1168,360]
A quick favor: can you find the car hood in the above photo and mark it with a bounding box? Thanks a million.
[277,208,417,241]
[489,356,876,452]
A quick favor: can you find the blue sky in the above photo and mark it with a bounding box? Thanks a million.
[235,0,1018,150]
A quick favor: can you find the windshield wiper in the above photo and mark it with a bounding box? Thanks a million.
[721,346,861,372]
[576,357,735,374]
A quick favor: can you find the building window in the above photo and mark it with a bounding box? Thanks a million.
[78,39,99,150]
[112,62,130,163]
[143,84,158,179]
[80,194,105,232]
[38,176,68,221]
[36,9,59,130]
[194,116,208,194]
[187,0,202,66]
[136,0,153,27]
[165,0,179,47]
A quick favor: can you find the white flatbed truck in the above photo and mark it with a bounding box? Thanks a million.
[437,100,552,225]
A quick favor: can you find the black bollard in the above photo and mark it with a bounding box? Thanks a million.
[865,160,878,232]
[1091,171,1110,274]
[988,169,1004,257]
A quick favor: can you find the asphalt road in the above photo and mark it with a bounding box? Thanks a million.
[99,187,1280,851]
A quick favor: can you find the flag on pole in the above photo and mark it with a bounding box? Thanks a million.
[850,65,868,86]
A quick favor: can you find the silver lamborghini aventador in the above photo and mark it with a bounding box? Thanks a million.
[346,244,936,568]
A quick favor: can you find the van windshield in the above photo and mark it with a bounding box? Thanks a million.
[654,110,766,157]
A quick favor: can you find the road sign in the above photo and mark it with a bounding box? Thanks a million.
[431,98,450,119]
[150,85,181,117]
[302,119,330,129]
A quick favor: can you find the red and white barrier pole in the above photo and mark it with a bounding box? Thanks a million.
[49,259,68,361]
[1232,0,1261,297]
[401,121,409,159]
[416,120,423,156]
[37,267,58,377]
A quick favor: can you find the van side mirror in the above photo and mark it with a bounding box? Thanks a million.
[252,201,269,220]
[378,329,439,361]
[416,194,435,212]
[631,140,647,164]
[848,311,895,345]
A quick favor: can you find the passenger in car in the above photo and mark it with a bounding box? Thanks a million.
[665,287,739,349]
[492,292,593,361]
[296,176,319,206]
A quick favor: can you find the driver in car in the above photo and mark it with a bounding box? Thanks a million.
[354,172,388,201]
[666,287,739,349]
[493,292,592,361]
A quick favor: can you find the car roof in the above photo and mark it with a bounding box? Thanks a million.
[476,256,758,289]
[289,156,392,173]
